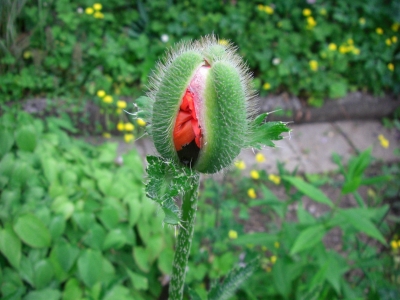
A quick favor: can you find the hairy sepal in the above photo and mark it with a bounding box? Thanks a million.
[152,51,204,163]
[195,61,247,173]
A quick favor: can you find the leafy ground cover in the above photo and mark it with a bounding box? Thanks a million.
[1,0,399,111]
[1,110,399,299]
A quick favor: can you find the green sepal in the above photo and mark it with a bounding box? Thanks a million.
[152,51,204,163]
[145,155,198,225]
[196,61,247,173]
[246,113,291,149]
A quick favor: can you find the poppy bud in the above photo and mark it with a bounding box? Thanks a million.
[147,36,256,173]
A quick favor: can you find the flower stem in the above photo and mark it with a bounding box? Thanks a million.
[168,172,200,300]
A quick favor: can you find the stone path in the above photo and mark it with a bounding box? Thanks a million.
[88,119,399,175]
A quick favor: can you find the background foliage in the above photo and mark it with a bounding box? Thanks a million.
[1,0,399,109]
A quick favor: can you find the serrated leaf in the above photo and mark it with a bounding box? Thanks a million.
[145,155,198,225]
[208,259,258,300]
[246,115,290,149]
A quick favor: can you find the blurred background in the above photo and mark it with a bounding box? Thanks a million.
[0,1,400,299]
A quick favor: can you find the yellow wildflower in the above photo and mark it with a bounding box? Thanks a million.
[93,3,102,10]
[228,230,238,239]
[339,45,348,54]
[250,170,260,180]
[376,27,383,35]
[97,90,106,98]
[103,132,111,138]
[234,160,246,170]
[268,174,281,185]
[264,5,274,14]
[347,38,354,45]
[116,108,122,114]
[103,95,113,104]
[306,16,317,28]
[274,241,280,248]
[218,39,228,46]
[270,255,277,264]
[367,188,376,198]
[23,51,31,59]
[352,48,360,55]
[391,240,398,249]
[124,133,134,143]
[257,4,264,11]
[359,17,366,25]
[247,188,256,199]
[117,122,124,131]
[261,246,268,251]
[328,43,337,51]
[309,60,318,71]
[124,122,135,131]
[392,23,399,32]
[386,38,392,46]
[387,63,394,72]
[378,134,389,148]
[302,8,312,16]
[137,118,146,126]
[263,82,271,90]
[117,100,127,109]
[319,8,327,16]
[94,12,104,19]
[392,36,398,43]
[255,152,265,163]
[85,7,94,15]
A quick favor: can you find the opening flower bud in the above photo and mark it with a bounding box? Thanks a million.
[148,36,256,174]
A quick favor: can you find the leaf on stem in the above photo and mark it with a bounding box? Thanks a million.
[145,155,198,225]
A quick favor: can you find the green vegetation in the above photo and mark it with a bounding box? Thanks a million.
[1,110,399,299]
[1,0,399,109]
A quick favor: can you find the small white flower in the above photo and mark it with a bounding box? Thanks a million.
[161,34,169,43]
[77,7,83,14]
[272,57,281,65]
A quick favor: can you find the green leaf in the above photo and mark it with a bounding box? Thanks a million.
[133,246,150,273]
[24,289,61,300]
[342,148,372,194]
[50,242,80,273]
[0,226,21,268]
[157,247,174,275]
[82,224,106,250]
[63,278,82,300]
[98,205,120,230]
[232,232,277,247]
[34,259,54,289]
[0,129,14,158]
[246,115,291,149]
[146,155,198,225]
[208,259,258,300]
[77,249,103,288]
[127,269,148,290]
[338,208,386,244]
[103,285,130,300]
[15,126,37,152]
[272,257,292,299]
[283,176,334,208]
[290,225,326,255]
[103,229,127,250]
[329,79,348,99]
[13,214,51,248]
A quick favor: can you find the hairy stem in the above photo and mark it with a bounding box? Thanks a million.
[168,172,200,300]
